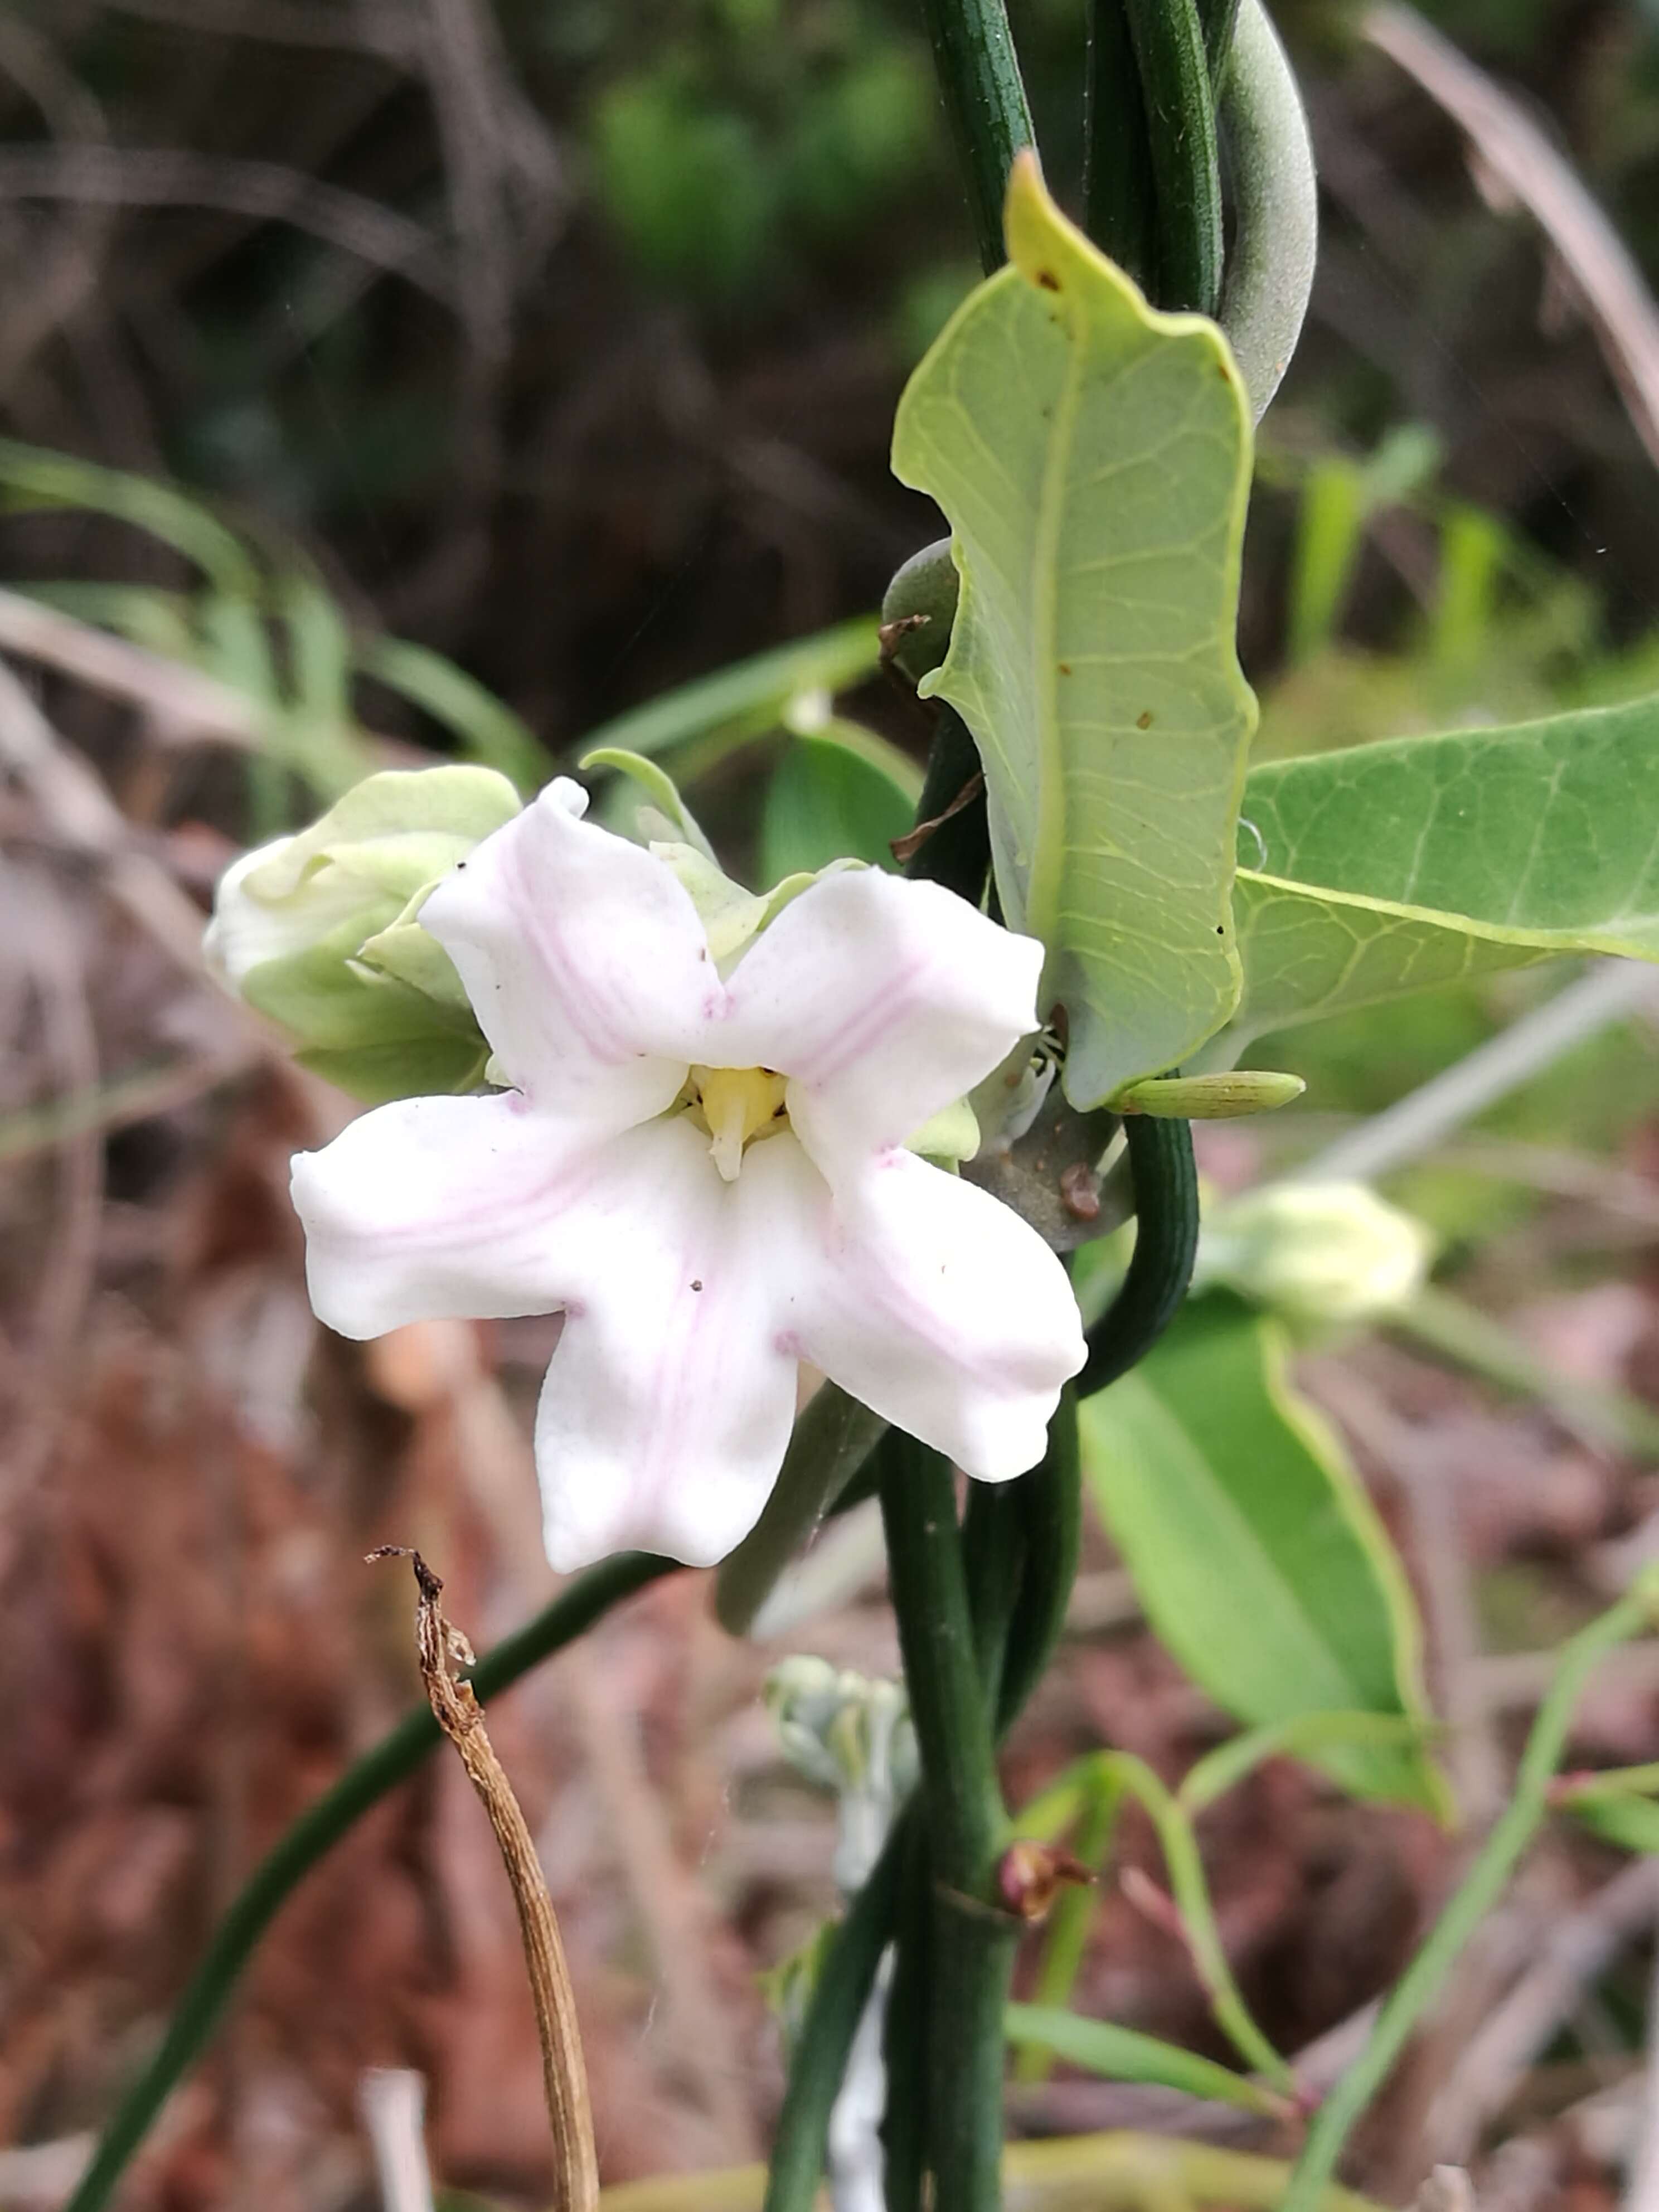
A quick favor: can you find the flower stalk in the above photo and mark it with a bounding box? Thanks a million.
[880,1431,1015,2212]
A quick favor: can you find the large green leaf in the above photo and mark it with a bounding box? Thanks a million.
[1081,1292,1448,1812]
[891,155,1257,1108]
[759,722,920,881]
[1216,698,1659,1055]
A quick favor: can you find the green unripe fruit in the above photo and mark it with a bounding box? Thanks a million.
[880,536,960,687]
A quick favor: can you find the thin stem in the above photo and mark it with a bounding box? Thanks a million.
[1083,0,1156,289]
[1015,1767,1122,2083]
[963,1479,1029,1722]
[903,701,990,901]
[713,1385,889,1637]
[1284,1578,1659,2211]
[880,1435,1004,1891]
[879,1821,933,2212]
[63,1551,677,2212]
[880,1432,1012,2212]
[1122,0,1224,314]
[914,0,1036,275]
[761,1817,910,2212]
[1079,1113,1199,1395]
[1196,0,1242,79]
[995,1384,1083,1736]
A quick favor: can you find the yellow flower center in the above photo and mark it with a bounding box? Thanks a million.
[688,1064,790,1182]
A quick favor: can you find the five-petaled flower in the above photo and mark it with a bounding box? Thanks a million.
[290,779,1085,1571]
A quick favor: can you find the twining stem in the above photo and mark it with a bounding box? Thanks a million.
[880,1432,1015,2212]
[1122,0,1224,314]
[712,1384,888,1637]
[1283,1575,1659,2212]
[914,0,1036,275]
[759,1817,909,2212]
[993,1384,1082,1735]
[377,1550,598,2211]
[1079,1114,1200,1395]
[1083,0,1156,289]
[62,1551,677,2212]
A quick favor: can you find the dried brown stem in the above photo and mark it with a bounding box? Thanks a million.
[370,1548,599,2212]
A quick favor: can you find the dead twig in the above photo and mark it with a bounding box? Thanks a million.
[0,589,263,748]
[0,145,456,309]
[368,1547,599,2212]
[1364,3,1659,473]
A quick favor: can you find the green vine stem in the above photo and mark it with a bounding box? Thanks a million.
[1197,0,1243,78]
[1283,1573,1659,2212]
[1121,0,1224,314]
[1083,0,1156,291]
[880,1430,1016,2212]
[713,1384,887,1636]
[1216,0,1318,419]
[759,1816,910,2212]
[63,1551,678,2212]
[1079,1113,1200,1395]
[914,0,1036,275]
[993,1384,1083,1735]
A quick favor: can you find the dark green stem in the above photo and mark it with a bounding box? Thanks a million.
[880,1822,934,2212]
[64,1552,677,2212]
[761,1816,910,2212]
[962,1481,1029,1721]
[914,0,1036,275]
[903,702,991,903]
[994,1385,1083,1736]
[1083,0,1156,289]
[1122,0,1224,313]
[1079,1113,1199,1395]
[880,1432,1012,2212]
[1197,0,1243,80]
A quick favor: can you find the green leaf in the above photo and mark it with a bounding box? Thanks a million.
[1568,1793,1659,1855]
[1220,698,1659,1055]
[580,746,716,861]
[575,618,879,764]
[1080,1292,1448,1811]
[891,154,1256,1107]
[0,438,260,597]
[759,724,919,880]
[1003,2004,1289,2117]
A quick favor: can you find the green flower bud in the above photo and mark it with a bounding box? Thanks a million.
[206,765,521,1103]
[1200,1181,1433,1327]
[1115,1070,1306,1119]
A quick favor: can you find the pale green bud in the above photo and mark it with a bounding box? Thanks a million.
[205,765,520,1103]
[1200,1181,1434,1326]
[765,1656,917,1891]
[1116,1070,1306,1119]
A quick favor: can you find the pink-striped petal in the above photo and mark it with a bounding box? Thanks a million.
[421,778,720,1126]
[714,868,1043,1178]
[795,1148,1085,1479]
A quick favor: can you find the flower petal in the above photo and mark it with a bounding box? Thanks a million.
[716,869,1043,1175]
[421,778,721,1124]
[797,1149,1085,1479]
[292,1091,609,1337]
[533,1120,806,1570]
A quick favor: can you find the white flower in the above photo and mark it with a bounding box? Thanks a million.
[290,779,1085,1571]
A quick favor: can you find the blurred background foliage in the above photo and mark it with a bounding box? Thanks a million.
[8,0,1659,1209]
[12,8,1659,2200]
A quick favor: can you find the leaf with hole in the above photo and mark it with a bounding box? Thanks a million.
[891,154,1255,1106]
